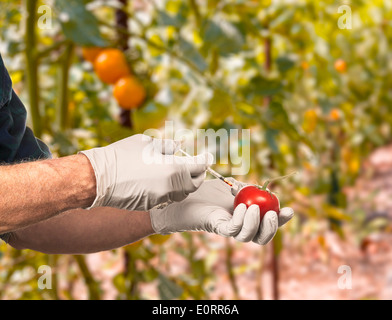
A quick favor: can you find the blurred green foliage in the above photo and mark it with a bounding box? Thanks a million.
[1,0,392,299]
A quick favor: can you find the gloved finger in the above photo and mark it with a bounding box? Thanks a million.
[181,152,214,177]
[153,138,181,155]
[215,203,247,237]
[252,210,278,245]
[278,207,294,227]
[234,205,260,242]
[190,171,207,189]
[226,177,248,196]
[174,165,206,196]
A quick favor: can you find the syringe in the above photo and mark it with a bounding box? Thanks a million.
[178,149,233,187]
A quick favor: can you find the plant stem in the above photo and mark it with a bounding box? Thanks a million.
[270,240,279,300]
[47,254,59,300]
[261,171,297,190]
[124,248,139,300]
[116,0,133,129]
[56,42,74,132]
[328,132,343,237]
[73,255,101,300]
[255,247,265,300]
[25,0,42,137]
[225,238,240,299]
[37,39,68,60]
[188,0,202,28]
[263,36,272,108]
[263,28,281,301]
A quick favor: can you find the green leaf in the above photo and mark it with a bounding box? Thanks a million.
[158,274,183,300]
[98,121,134,144]
[322,204,352,222]
[265,101,294,131]
[273,229,283,256]
[209,47,220,74]
[178,36,208,72]
[132,101,168,133]
[269,8,295,31]
[54,0,107,47]
[245,76,282,97]
[156,10,185,28]
[208,90,233,125]
[201,19,245,57]
[264,101,315,150]
[7,41,22,57]
[141,268,159,282]
[265,128,279,154]
[191,259,206,282]
[112,274,126,293]
[52,131,78,156]
[236,101,255,115]
[276,56,295,73]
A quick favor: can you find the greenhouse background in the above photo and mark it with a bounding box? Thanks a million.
[1,0,392,300]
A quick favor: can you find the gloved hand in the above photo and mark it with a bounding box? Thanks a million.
[149,178,294,245]
[79,134,212,211]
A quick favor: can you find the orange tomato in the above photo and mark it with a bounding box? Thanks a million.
[348,157,360,174]
[302,109,318,133]
[113,76,146,110]
[329,108,340,121]
[94,48,130,84]
[342,148,361,174]
[334,59,347,73]
[81,47,104,64]
[300,61,309,70]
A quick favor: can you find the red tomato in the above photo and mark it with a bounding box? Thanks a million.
[234,186,280,219]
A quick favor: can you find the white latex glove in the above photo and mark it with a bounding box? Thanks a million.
[149,178,294,245]
[79,134,212,211]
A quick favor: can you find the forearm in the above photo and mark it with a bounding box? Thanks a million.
[8,207,155,254]
[0,154,96,233]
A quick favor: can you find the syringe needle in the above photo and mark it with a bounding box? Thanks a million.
[205,167,233,186]
[178,149,233,187]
